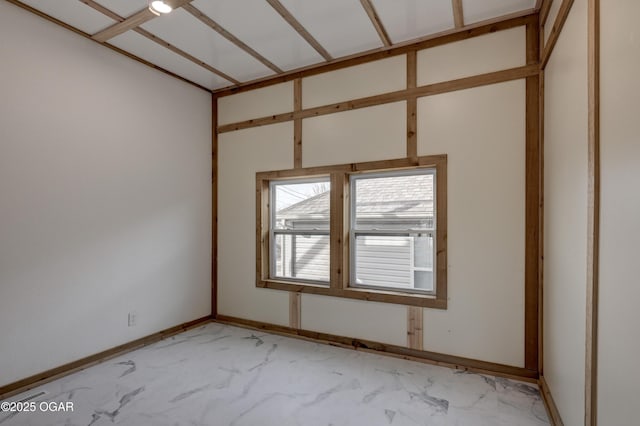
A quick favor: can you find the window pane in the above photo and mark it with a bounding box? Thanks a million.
[273,233,329,283]
[414,271,434,291]
[274,180,330,231]
[354,235,412,289]
[353,172,434,230]
[413,233,434,269]
[353,233,434,293]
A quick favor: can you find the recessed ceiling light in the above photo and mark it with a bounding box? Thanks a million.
[148,0,173,16]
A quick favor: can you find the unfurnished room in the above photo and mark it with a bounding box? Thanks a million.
[0,0,638,425]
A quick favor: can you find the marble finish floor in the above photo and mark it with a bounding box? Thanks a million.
[0,322,549,426]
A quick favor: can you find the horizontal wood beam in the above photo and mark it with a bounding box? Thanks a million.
[541,0,574,68]
[213,11,536,97]
[91,0,193,43]
[360,0,392,46]
[218,64,539,133]
[215,315,539,381]
[266,0,333,61]
[81,0,238,85]
[182,3,283,74]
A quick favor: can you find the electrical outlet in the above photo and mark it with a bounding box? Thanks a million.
[128,311,137,327]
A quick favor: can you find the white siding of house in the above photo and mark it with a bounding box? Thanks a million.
[355,236,411,288]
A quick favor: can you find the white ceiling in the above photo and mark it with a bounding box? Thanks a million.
[14,0,538,91]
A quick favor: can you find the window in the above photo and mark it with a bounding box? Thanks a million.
[350,169,436,294]
[256,155,447,308]
[270,178,330,284]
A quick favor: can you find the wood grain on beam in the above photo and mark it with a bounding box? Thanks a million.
[539,376,565,425]
[218,64,538,133]
[81,0,238,85]
[266,0,332,61]
[213,11,536,97]
[540,0,554,26]
[212,97,218,317]
[524,17,541,373]
[585,0,600,424]
[360,0,392,46]
[289,293,301,329]
[182,3,282,74]
[91,0,193,43]
[407,307,423,350]
[293,78,303,168]
[452,0,465,28]
[541,0,575,68]
[406,51,417,159]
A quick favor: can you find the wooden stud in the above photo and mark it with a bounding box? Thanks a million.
[289,293,301,329]
[0,316,212,400]
[539,376,565,425]
[213,12,536,97]
[212,97,218,318]
[407,306,423,350]
[330,173,346,289]
[452,0,465,28]
[406,51,418,160]
[524,17,541,373]
[541,0,575,68]
[218,64,539,133]
[294,79,303,168]
[540,0,555,26]
[182,4,283,74]
[266,0,333,61]
[360,0,392,47]
[91,0,194,43]
[5,0,209,92]
[538,70,546,376]
[215,315,539,381]
[585,0,600,424]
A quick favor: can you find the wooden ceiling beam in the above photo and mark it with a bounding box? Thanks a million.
[452,0,465,28]
[182,4,282,74]
[213,10,536,96]
[265,0,333,61]
[91,0,193,43]
[359,0,392,47]
[81,0,238,85]
[540,0,554,26]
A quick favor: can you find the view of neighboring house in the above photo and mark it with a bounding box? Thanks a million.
[273,173,435,292]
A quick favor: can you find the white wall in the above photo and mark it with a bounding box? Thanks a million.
[542,0,588,424]
[0,2,212,387]
[217,26,528,366]
[598,0,640,424]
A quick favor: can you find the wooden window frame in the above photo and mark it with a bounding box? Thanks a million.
[256,155,447,309]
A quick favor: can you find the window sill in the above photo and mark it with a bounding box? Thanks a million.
[257,279,447,309]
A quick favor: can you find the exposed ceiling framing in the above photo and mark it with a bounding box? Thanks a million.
[7,0,543,93]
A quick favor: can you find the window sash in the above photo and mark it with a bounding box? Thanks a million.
[349,168,437,294]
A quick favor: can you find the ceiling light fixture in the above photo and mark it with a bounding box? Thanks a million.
[148,0,173,16]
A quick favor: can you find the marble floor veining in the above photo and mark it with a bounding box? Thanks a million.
[0,322,550,426]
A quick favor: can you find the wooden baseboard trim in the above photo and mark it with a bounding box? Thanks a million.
[0,316,212,400]
[539,375,564,425]
[215,315,538,382]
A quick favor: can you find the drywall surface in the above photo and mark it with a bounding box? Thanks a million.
[542,1,588,424]
[218,81,293,125]
[0,2,211,386]
[417,26,525,86]
[217,123,293,326]
[418,81,526,367]
[598,1,640,424]
[218,25,529,366]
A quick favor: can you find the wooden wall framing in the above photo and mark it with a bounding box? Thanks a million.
[213,13,544,383]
